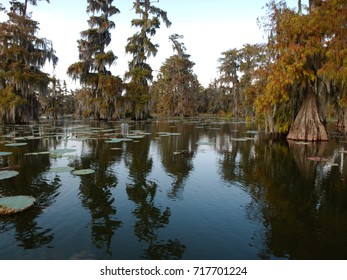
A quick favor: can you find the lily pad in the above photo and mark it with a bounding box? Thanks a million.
[0,195,36,215]
[105,139,122,143]
[0,170,19,180]
[295,142,310,145]
[49,166,75,173]
[50,149,77,154]
[0,152,12,156]
[25,151,50,156]
[73,169,95,176]
[126,135,145,139]
[5,142,28,147]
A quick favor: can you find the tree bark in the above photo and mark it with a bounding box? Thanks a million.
[287,90,328,141]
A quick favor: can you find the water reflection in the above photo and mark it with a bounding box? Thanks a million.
[125,126,186,259]
[156,121,197,199]
[219,136,347,259]
[1,120,347,259]
[74,138,122,256]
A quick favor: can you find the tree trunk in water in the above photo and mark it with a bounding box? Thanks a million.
[287,91,328,141]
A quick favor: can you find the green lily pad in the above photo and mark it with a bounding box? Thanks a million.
[126,135,145,139]
[295,142,310,145]
[105,139,122,143]
[5,142,28,147]
[72,169,95,176]
[50,149,77,154]
[25,151,50,156]
[0,152,12,156]
[0,195,36,215]
[49,166,75,173]
[0,170,19,180]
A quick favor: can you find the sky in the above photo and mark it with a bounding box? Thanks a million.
[1,0,299,89]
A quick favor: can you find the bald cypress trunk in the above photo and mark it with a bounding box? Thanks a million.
[287,89,328,141]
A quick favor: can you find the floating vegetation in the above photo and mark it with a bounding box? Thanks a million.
[326,162,339,167]
[116,138,133,142]
[49,166,75,173]
[0,170,19,180]
[105,138,123,143]
[230,137,250,142]
[0,152,12,156]
[295,142,310,145]
[25,151,50,156]
[5,142,28,147]
[0,195,36,215]
[173,150,188,155]
[307,156,330,162]
[110,148,122,151]
[339,150,347,154]
[72,169,95,176]
[157,132,181,136]
[208,127,222,130]
[50,149,77,155]
[126,135,145,139]
[245,130,258,134]
[14,136,43,141]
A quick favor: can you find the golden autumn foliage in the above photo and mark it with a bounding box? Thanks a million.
[254,0,347,140]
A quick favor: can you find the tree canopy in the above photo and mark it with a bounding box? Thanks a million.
[0,0,57,123]
[67,0,123,120]
[125,0,171,120]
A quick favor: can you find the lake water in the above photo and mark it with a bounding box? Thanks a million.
[0,118,346,260]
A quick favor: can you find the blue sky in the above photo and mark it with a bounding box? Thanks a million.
[1,0,299,88]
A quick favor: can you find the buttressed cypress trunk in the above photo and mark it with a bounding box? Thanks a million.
[287,88,328,141]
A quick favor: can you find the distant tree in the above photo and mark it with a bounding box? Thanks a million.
[209,44,266,118]
[125,0,171,120]
[217,49,241,116]
[0,0,57,123]
[151,34,201,117]
[67,0,123,120]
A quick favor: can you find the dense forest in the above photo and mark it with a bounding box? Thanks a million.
[0,0,346,141]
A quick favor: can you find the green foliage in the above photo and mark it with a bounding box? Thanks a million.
[67,0,122,120]
[152,34,201,117]
[125,0,171,120]
[0,0,57,123]
[201,44,266,117]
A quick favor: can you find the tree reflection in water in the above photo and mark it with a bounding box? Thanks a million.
[74,138,122,257]
[219,136,347,259]
[125,126,186,259]
[0,135,59,254]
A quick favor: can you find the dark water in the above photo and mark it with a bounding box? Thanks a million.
[0,119,346,260]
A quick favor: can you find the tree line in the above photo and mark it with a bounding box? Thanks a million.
[0,0,346,141]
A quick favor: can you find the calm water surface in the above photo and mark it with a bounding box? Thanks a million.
[0,119,346,260]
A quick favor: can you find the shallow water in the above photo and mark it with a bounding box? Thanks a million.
[0,119,346,260]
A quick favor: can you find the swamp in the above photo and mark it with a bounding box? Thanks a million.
[1,118,347,260]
